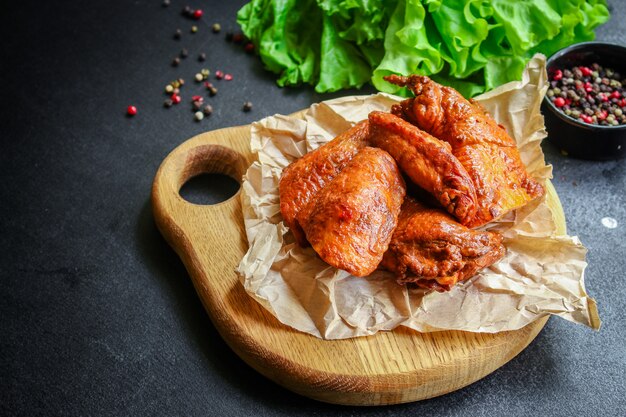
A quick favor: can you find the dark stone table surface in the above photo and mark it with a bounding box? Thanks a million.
[2,1,624,416]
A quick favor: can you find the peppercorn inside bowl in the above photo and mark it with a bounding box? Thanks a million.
[542,42,626,160]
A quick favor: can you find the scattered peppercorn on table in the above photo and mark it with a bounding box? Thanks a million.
[2,1,625,416]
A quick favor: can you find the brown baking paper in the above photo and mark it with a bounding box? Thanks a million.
[237,55,601,339]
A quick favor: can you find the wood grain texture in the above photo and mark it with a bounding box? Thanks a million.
[151,113,566,406]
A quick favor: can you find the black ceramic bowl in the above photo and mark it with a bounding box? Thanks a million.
[542,42,626,160]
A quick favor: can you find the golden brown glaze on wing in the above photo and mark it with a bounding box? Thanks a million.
[279,121,369,246]
[381,198,505,291]
[297,147,406,277]
[368,111,477,226]
[385,74,544,228]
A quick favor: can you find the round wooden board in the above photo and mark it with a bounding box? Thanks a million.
[151,114,565,406]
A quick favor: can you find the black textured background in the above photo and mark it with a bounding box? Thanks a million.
[1,1,625,416]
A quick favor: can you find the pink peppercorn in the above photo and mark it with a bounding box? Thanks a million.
[553,97,565,108]
[127,105,137,116]
[224,74,233,81]
[581,115,593,124]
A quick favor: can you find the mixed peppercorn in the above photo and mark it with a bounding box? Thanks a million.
[127,3,254,121]
[547,63,625,126]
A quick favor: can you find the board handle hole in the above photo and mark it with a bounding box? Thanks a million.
[180,174,240,205]
[177,144,245,206]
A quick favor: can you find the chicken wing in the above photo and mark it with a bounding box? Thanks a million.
[368,111,477,225]
[381,197,505,291]
[385,75,544,228]
[279,120,369,246]
[297,147,405,277]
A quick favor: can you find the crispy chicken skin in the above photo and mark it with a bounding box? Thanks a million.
[297,147,406,277]
[279,120,369,246]
[381,197,505,291]
[368,111,477,225]
[385,74,544,228]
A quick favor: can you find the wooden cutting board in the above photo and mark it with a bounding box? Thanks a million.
[151,114,565,406]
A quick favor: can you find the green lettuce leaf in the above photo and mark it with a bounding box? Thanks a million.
[316,14,373,92]
[237,0,610,97]
[372,0,445,95]
[238,0,323,87]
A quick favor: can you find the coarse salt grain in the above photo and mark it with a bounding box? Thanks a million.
[601,217,618,229]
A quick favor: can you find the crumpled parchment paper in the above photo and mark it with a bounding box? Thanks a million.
[236,55,601,339]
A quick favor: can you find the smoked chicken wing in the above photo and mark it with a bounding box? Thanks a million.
[279,120,369,246]
[368,111,477,225]
[297,147,405,277]
[385,75,544,228]
[381,197,505,291]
